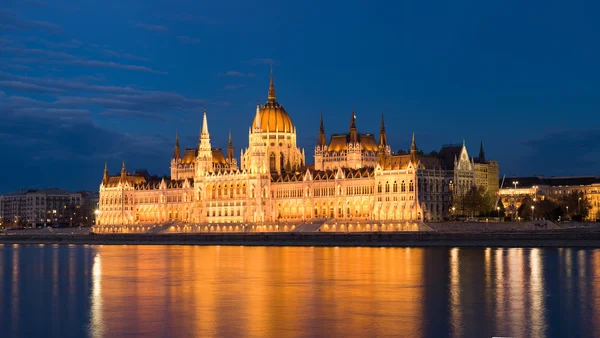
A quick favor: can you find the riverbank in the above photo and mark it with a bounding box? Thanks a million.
[2,230,600,247]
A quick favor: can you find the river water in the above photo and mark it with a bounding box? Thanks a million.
[0,244,598,337]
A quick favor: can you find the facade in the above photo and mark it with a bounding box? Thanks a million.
[0,188,82,227]
[473,142,500,195]
[95,72,498,232]
[498,176,600,220]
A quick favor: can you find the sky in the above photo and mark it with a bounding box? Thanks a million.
[0,0,599,193]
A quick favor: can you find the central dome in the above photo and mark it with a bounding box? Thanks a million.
[252,69,295,133]
[254,101,294,133]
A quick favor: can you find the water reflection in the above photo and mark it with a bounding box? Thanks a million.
[1,245,600,337]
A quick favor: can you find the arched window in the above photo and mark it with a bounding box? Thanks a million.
[401,180,406,192]
[385,181,390,193]
[377,182,382,193]
[409,180,414,192]
[269,153,276,170]
[393,181,398,193]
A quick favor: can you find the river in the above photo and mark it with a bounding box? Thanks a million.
[0,244,598,337]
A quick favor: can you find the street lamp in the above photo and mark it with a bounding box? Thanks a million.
[94,209,100,226]
[566,206,569,220]
[578,197,582,215]
[531,205,535,220]
[496,206,500,220]
[452,207,456,220]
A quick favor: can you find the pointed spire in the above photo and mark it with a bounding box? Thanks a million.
[254,101,262,131]
[318,112,326,147]
[174,130,181,159]
[201,108,209,138]
[478,140,486,163]
[379,113,388,146]
[227,129,235,162]
[120,161,127,182]
[349,109,357,143]
[410,132,418,163]
[268,65,276,101]
[102,162,109,184]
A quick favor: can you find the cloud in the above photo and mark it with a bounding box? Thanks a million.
[60,59,166,74]
[0,71,210,122]
[0,45,162,73]
[0,90,4,97]
[176,36,200,45]
[245,58,275,65]
[221,71,255,77]
[519,129,600,175]
[24,0,48,6]
[135,22,169,32]
[99,109,168,121]
[160,13,220,25]
[224,84,244,90]
[0,61,33,72]
[0,80,62,93]
[0,8,62,33]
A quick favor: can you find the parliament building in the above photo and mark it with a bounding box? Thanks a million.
[94,72,498,233]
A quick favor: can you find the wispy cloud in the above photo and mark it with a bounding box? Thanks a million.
[1,45,162,73]
[135,22,169,32]
[245,58,275,65]
[176,35,200,45]
[0,61,33,72]
[161,13,221,25]
[0,80,62,93]
[0,8,61,33]
[220,71,255,77]
[24,0,48,6]
[224,84,244,90]
[60,59,167,74]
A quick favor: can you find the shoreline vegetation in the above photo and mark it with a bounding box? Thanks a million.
[2,229,600,247]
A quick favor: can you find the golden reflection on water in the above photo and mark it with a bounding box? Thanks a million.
[89,246,425,337]
[5,245,600,337]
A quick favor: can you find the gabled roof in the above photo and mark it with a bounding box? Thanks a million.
[327,133,378,152]
[181,148,198,164]
[438,144,462,170]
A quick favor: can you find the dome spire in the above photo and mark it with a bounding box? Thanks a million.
[349,108,357,143]
[379,113,387,146]
[318,112,326,147]
[268,65,276,101]
[174,130,180,159]
[102,162,109,184]
[410,132,418,163]
[201,108,209,139]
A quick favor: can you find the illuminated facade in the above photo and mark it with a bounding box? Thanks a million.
[95,72,497,232]
[498,176,600,220]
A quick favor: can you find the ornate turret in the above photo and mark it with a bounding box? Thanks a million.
[196,108,213,175]
[478,141,486,163]
[102,162,109,185]
[268,65,276,101]
[379,113,388,147]
[227,130,235,162]
[318,112,326,147]
[173,130,180,160]
[349,109,357,143]
[410,132,418,163]
[120,161,127,182]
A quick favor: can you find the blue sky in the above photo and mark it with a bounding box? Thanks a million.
[0,0,599,192]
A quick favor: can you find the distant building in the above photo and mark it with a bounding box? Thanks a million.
[498,176,600,220]
[473,142,500,195]
[0,188,82,227]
